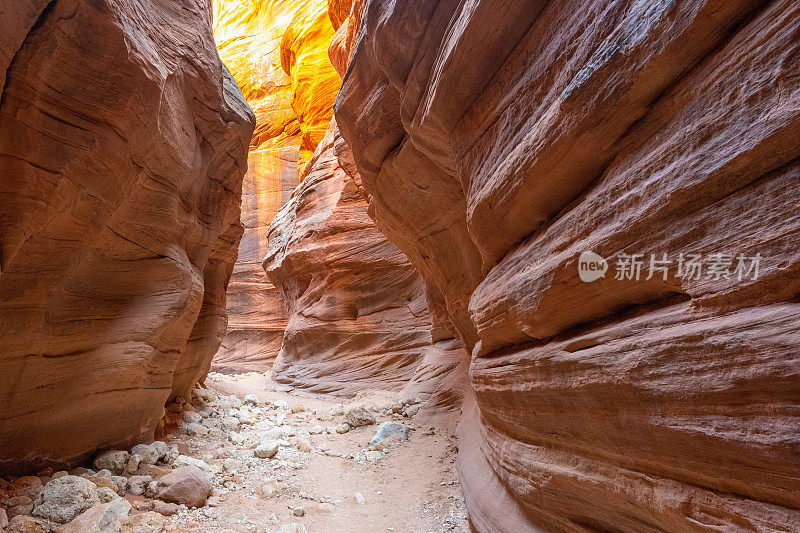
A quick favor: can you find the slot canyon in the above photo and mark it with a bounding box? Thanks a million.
[1,0,799,531]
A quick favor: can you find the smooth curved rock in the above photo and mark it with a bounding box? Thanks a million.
[336,0,800,530]
[211,0,343,373]
[0,0,254,474]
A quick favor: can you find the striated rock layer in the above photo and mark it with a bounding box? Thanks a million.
[262,0,468,403]
[211,0,342,372]
[0,0,254,474]
[336,0,800,530]
[264,120,435,395]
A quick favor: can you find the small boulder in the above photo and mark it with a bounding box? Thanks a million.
[154,466,210,508]
[127,476,153,497]
[254,442,279,459]
[221,417,241,431]
[335,423,350,434]
[243,394,259,406]
[404,405,421,418]
[182,411,202,424]
[308,425,324,435]
[344,407,376,428]
[369,422,410,447]
[290,404,304,414]
[329,403,344,416]
[0,508,7,529]
[93,451,130,475]
[185,422,208,437]
[59,499,131,533]
[130,442,167,465]
[32,475,99,524]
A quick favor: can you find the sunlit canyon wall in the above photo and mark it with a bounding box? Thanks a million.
[211,0,341,373]
[335,0,800,531]
[261,0,467,401]
[0,0,253,474]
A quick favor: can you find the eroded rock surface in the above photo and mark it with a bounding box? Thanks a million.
[264,120,435,395]
[0,0,254,474]
[336,0,800,530]
[211,0,343,373]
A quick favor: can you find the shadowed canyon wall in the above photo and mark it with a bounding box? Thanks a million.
[0,0,254,474]
[335,0,800,531]
[211,0,343,373]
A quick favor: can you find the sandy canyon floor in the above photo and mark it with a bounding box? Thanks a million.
[158,372,469,533]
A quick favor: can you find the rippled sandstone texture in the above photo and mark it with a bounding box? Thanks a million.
[262,0,469,402]
[336,0,800,530]
[212,0,341,372]
[0,0,254,474]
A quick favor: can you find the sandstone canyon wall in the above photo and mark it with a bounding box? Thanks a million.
[261,0,469,402]
[211,0,343,373]
[335,0,800,530]
[0,0,254,474]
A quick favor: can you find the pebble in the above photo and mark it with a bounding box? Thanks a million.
[254,442,279,459]
[308,425,324,435]
[355,492,366,504]
[292,506,305,517]
[244,394,260,406]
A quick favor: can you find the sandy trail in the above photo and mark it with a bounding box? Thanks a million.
[159,372,469,533]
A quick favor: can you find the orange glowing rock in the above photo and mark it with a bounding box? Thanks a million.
[211,0,341,372]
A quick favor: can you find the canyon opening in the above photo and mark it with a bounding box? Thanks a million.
[1,0,799,532]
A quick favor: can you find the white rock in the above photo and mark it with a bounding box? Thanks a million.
[185,422,209,437]
[369,422,411,447]
[32,475,99,523]
[244,394,259,406]
[308,425,325,435]
[222,416,241,431]
[335,423,350,434]
[354,492,366,504]
[183,411,202,424]
[172,455,217,474]
[329,403,344,416]
[131,442,167,465]
[254,442,279,459]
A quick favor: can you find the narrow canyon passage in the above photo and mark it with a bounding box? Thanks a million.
[2,0,800,532]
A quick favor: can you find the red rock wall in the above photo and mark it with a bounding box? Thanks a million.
[264,120,440,395]
[0,0,254,474]
[336,0,800,530]
[211,0,344,373]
